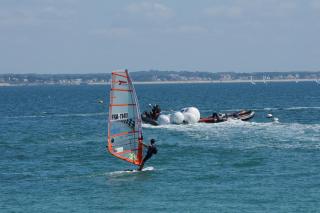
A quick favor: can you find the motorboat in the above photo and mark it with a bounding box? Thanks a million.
[230,110,255,121]
[199,110,255,123]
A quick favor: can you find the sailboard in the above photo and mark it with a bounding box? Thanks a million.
[107,69,144,166]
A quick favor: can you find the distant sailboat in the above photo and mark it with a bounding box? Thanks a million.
[250,76,256,85]
[107,69,144,167]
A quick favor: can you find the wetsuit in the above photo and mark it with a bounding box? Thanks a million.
[138,144,157,171]
[150,105,161,120]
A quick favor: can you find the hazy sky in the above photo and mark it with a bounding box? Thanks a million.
[0,0,320,74]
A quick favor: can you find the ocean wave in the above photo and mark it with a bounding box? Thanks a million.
[285,106,320,110]
[259,106,320,111]
[4,112,107,119]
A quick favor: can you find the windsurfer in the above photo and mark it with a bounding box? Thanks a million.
[137,139,158,171]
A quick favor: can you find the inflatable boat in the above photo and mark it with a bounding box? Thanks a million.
[141,112,159,126]
[199,110,255,123]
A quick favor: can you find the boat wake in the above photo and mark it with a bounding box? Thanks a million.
[199,106,320,114]
[143,120,320,150]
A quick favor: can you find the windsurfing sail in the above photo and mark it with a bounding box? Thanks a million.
[107,69,144,165]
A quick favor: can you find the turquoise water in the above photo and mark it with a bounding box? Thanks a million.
[1,82,320,212]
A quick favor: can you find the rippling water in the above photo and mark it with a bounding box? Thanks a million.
[1,82,320,212]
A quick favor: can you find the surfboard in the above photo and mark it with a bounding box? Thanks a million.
[107,69,144,166]
[109,166,154,176]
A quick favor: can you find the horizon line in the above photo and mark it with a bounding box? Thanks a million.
[1,69,320,75]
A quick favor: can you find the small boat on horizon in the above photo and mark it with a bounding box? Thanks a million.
[250,76,256,85]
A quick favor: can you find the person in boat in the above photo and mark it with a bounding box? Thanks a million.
[212,112,218,118]
[211,112,226,122]
[155,105,161,114]
[143,111,151,119]
[145,104,161,120]
[137,139,158,171]
[210,112,219,122]
[151,104,161,120]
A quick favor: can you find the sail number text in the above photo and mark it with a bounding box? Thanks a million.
[112,113,128,120]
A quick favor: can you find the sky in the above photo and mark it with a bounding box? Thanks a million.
[0,0,320,74]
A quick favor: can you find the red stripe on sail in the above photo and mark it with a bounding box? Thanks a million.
[111,88,132,92]
[111,131,139,138]
[112,72,128,78]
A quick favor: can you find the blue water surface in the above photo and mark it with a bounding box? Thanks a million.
[1,82,320,212]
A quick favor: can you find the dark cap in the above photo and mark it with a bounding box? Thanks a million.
[150,139,156,144]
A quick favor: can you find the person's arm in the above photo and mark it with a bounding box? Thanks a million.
[142,143,150,148]
[138,139,149,147]
[138,135,148,147]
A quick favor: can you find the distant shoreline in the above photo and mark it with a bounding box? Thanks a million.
[134,79,319,84]
[0,79,319,87]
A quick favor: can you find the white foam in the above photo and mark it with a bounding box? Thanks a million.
[212,106,320,112]
[109,166,154,176]
[261,106,320,111]
[146,120,320,149]
[142,123,157,128]
[285,106,320,110]
[141,166,154,171]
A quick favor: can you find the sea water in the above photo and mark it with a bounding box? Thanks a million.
[1,82,320,212]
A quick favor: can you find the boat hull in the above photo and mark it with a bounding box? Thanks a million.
[199,110,255,123]
[236,111,255,121]
[141,114,159,126]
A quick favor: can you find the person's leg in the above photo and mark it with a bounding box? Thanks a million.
[137,155,151,171]
[137,162,144,171]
